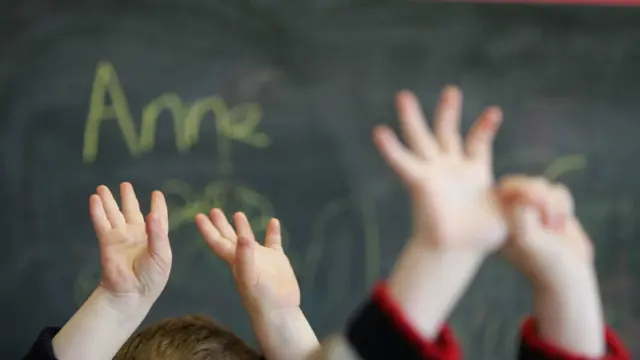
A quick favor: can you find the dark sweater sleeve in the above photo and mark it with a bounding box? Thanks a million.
[346,282,461,360]
[22,327,61,360]
[518,317,630,360]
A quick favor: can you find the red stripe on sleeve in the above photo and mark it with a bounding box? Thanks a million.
[373,283,462,359]
[519,317,631,360]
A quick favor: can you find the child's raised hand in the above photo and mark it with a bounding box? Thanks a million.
[51,183,171,360]
[497,175,594,288]
[374,87,506,251]
[196,210,299,314]
[497,176,610,357]
[90,183,172,302]
[196,211,318,360]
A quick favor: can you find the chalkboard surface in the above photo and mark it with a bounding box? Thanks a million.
[1,1,640,358]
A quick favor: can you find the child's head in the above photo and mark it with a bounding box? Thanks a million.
[114,314,262,360]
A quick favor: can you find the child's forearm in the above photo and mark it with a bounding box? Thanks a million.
[52,287,153,360]
[388,239,484,339]
[250,307,319,360]
[308,282,462,360]
[533,268,605,358]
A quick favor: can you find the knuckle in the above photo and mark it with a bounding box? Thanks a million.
[530,176,550,189]
[498,174,526,187]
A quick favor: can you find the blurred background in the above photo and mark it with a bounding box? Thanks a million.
[1,0,639,358]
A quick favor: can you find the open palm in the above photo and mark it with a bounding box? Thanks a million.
[196,209,300,311]
[373,87,507,250]
[90,183,172,299]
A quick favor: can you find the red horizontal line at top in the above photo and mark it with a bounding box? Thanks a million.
[442,0,640,5]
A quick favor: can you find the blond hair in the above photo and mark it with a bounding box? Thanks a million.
[114,314,262,360]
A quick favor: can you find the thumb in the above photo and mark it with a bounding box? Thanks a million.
[146,213,172,270]
[234,236,257,284]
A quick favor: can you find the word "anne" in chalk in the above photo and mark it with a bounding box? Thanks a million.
[82,61,270,163]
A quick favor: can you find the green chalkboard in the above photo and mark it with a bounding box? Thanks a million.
[1,1,639,358]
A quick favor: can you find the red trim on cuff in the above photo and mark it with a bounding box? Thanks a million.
[373,282,461,360]
[520,317,630,360]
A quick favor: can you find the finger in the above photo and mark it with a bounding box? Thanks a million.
[552,183,574,215]
[499,177,554,227]
[264,218,283,251]
[234,236,258,284]
[497,175,530,206]
[497,174,529,189]
[465,106,503,161]
[512,205,541,236]
[196,213,234,263]
[532,180,556,229]
[89,194,111,237]
[395,90,439,159]
[150,191,169,231]
[196,213,222,239]
[234,212,256,242]
[499,189,545,222]
[547,183,574,230]
[498,175,548,200]
[373,125,422,185]
[120,182,144,224]
[96,185,126,227]
[434,85,464,154]
[210,209,236,241]
[498,175,544,212]
[146,213,172,270]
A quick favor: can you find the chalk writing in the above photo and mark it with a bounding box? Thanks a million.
[303,199,351,295]
[543,154,587,180]
[164,180,274,235]
[83,61,139,161]
[82,61,269,163]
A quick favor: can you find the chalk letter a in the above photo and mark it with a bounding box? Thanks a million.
[83,61,139,163]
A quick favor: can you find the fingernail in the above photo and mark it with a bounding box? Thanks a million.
[445,84,459,93]
[482,109,501,130]
[441,89,452,104]
[443,85,460,101]
[375,126,388,135]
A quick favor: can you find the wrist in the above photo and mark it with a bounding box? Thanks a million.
[250,305,305,328]
[532,269,605,357]
[52,287,155,360]
[388,239,485,339]
[249,306,319,360]
[533,267,601,319]
[389,238,486,292]
[92,286,156,319]
[531,262,598,297]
